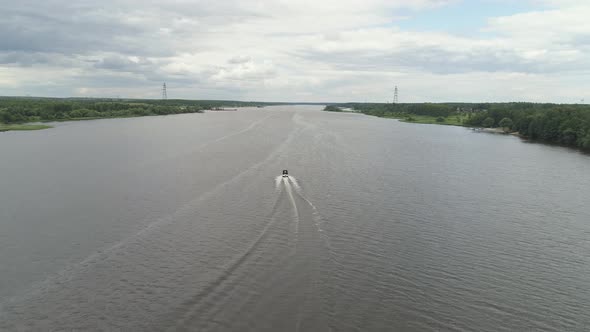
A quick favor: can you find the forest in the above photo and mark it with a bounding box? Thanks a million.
[343,102,590,150]
[0,97,266,124]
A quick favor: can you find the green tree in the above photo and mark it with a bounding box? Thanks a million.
[436,117,445,122]
[323,105,343,112]
[579,132,590,149]
[0,110,11,123]
[482,117,495,128]
[560,128,577,145]
[498,118,513,132]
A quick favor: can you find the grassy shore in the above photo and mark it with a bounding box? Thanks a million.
[381,113,469,126]
[0,123,53,132]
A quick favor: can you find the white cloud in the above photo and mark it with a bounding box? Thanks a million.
[0,0,588,102]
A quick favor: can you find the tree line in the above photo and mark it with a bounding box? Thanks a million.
[344,102,457,118]
[324,105,343,112]
[0,97,267,124]
[464,103,590,149]
[342,102,590,150]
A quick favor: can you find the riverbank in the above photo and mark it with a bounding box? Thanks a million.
[1,114,172,132]
[473,127,518,135]
[339,102,590,151]
[363,113,524,135]
[342,110,468,126]
[323,105,360,113]
[0,108,238,133]
[344,109,590,153]
[0,123,53,132]
[381,114,468,126]
[0,97,276,133]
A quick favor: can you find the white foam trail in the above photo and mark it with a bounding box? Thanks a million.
[275,175,283,191]
[288,177,317,215]
[285,177,335,257]
[288,177,326,234]
[289,176,302,191]
[284,179,299,236]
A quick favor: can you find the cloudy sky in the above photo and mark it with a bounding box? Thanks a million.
[1,0,589,102]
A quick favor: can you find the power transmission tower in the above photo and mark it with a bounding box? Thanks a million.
[162,83,168,100]
[393,86,398,104]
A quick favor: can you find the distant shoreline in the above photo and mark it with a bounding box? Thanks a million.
[343,110,470,127]
[328,102,590,151]
[352,111,526,137]
[0,97,272,132]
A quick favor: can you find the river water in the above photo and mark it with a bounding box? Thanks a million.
[1,105,589,331]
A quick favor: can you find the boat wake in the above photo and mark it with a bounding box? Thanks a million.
[168,174,329,331]
[282,175,326,235]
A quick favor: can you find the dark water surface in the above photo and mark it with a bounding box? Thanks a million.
[1,106,590,331]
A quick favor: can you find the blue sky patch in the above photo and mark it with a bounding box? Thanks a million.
[395,0,536,36]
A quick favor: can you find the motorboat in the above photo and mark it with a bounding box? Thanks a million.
[282,170,288,177]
